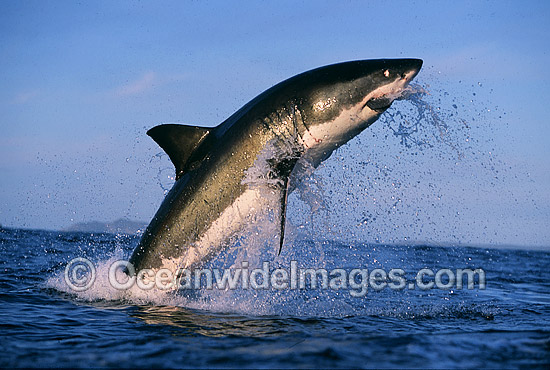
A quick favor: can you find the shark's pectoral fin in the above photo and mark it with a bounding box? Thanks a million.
[268,155,301,256]
[277,177,290,256]
[147,124,213,180]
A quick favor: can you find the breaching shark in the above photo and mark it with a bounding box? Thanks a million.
[129,58,423,273]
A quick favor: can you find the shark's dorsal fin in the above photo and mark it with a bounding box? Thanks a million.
[147,124,212,180]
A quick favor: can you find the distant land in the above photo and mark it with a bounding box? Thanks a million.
[65,218,148,235]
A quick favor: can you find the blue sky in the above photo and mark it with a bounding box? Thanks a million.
[1,1,549,248]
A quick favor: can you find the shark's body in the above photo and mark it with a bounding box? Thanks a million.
[129,59,423,272]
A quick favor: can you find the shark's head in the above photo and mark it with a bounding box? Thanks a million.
[298,59,422,118]
[280,58,423,164]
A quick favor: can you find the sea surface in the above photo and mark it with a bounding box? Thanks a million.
[0,227,549,368]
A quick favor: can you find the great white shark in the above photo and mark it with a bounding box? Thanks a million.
[129,59,423,273]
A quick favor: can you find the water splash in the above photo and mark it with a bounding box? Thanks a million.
[287,76,510,247]
[46,75,511,318]
[150,152,175,195]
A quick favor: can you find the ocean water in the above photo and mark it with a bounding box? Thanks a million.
[0,226,548,368]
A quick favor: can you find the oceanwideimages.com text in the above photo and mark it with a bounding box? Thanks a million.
[65,258,486,297]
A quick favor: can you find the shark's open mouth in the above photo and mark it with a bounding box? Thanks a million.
[365,96,393,112]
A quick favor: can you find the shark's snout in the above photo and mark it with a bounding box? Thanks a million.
[403,59,423,81]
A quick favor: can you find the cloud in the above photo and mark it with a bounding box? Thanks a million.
[114,72,156,97]
[11,90,39,104]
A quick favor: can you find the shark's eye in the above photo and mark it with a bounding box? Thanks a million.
[384,69,390,77]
